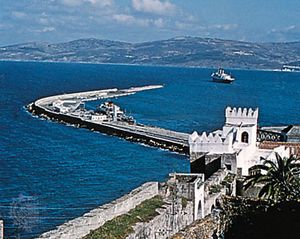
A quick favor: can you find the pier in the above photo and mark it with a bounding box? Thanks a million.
[27,85,189,154]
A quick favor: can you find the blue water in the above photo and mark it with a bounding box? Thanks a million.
[0,61,300,238]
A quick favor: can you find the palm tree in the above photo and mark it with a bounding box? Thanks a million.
[244,153,300,202]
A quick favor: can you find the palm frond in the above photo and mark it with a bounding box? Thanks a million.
[243,154,300,202]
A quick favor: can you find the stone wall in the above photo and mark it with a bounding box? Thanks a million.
[37,182,159,239]
[222,153,237,174]
[171,215,218,239]
[127,198,194,239]
[0,220,3,239]
[202,169,227,217]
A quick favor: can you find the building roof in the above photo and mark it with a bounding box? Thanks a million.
[286,125,300,138]
[225,123,256,127]
[260,125,300,140]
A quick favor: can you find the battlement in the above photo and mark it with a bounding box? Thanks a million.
[226,107,258,118]
[225,107,258,125]
[189,131,235,154]
[189,132,223,144]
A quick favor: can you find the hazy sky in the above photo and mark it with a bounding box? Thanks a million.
[1,0,300,45]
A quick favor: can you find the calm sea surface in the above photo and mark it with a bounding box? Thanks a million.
[1,61,300,238]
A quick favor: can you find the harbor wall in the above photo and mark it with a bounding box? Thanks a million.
[37,182,159,239]
[127,199,194,239]
[28,103,189,154]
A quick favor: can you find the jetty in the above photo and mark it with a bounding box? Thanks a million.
[27,85,189,154]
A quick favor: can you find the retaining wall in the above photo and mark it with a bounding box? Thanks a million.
[37,182,159,239]
[127,199,194,239]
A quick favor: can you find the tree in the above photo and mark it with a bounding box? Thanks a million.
[244,153,300,202]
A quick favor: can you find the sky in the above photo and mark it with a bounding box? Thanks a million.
[1,0,300,46]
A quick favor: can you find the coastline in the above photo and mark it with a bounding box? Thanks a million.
[3,63,298,237]
[0,59,290,72]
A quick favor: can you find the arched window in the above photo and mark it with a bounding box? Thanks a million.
[241,131,249,143]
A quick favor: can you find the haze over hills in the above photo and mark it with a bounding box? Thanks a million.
[1,36,300,70]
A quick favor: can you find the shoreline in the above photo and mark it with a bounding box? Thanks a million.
[0,59,292,73]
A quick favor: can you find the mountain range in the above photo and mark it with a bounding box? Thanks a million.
[1,36,300,69]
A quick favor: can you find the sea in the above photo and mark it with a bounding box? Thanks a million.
[0,61,300,238]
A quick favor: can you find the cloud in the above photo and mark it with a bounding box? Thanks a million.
[211,24,238,31]
[267,25,300,42]
[285,25,296,31]
[112,14,135,23]
[132,0,175,15]
[0,23,12,30]
[87,0,112,6]
[39,18,49,25]
[112,14,166,28]
[112,14,150,27]
[269,25,299,35]
[42,27,56,32]
[61,0,113,7]
[11,11,27,19]
[33,27,56,33]
[153,18,164,28]
[175,21,194,30]
[61,0,82,7]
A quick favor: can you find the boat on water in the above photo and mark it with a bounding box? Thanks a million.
[211,68,235,83]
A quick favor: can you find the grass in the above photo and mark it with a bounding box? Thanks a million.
[84,195,164,239]
[209,184,223,195]
[222,173,235,184]
[181,197,188,209]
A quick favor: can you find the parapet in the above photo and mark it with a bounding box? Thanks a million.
[225,107,258,125]
[189,132,222,144]
[189,131,235,154]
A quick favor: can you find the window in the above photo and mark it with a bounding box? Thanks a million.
[225,164,232,171]
[249,166,261,176]
[241,131,249,143]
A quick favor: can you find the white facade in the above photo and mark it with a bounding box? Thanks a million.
[52,100,81,113]
[91,114,107,121]
[189,107,290,176]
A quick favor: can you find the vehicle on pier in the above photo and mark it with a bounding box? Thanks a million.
[211,68,235,83]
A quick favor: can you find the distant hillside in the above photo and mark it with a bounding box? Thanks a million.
[1,37,300,69]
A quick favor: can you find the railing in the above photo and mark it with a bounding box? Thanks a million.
[257,129,285,142]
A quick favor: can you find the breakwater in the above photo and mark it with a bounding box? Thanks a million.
[27,86,189,154]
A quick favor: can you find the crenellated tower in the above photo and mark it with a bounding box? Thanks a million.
[189,106,259,156]
[225,107,258,125]
[223,107,258,149]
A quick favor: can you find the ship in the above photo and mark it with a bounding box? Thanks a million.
[211,68,235,83]
[96,101,135,123]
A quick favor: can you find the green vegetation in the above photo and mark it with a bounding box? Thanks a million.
[84,195,164,239]
[181,197,188,209]
[222,173,235,184]
[244,153,300,202]
[221,196,300,239]
[209,184,223,195]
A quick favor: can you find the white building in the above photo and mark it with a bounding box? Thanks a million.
[189,107,290,176]
[52,100,82,114]
[91,114,108,121]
